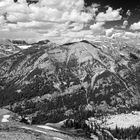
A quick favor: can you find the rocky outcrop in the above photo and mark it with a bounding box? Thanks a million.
[0,38,140,123]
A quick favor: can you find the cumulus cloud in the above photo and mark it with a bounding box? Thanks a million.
[96,7,122,22]
[62,30,93,38]
[0,30,41,42]
[122,20,128,29]
[130,21,140,30]
[0,0,30,23]
[0,0,94,23]
[0,0,137,43]
[69,23,84,31]
[90,22,105,30]
[43,30,60,37]
[0,0,12,8]
[126,10,131,17]
[44,29,94,44]
[105,28,114,37]
[12,0,92,23]
[0,0,97,41]
[61,10,92,23]
[85,3,99,15]
[124,32,138,38]
[89,22,105,35]
[109,30,140,41]
[0,15,5,24]
[123,32,140,40]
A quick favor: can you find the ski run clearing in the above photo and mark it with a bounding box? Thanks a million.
[101,111,140,129]
[21,126,64,140]
[37,125,60,132]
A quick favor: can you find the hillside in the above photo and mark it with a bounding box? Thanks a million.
[0,38,140,124]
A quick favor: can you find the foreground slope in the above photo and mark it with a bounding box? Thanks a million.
[0,39,140,123]
[0,109,88,140]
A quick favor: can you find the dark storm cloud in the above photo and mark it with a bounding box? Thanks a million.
[84,0,140,10]
[85,0,140,30]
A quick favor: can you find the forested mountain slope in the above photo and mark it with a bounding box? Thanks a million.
[0,38,140,123]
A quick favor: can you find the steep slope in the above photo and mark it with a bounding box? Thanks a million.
[0,39,140,123]
[0,39,21,58]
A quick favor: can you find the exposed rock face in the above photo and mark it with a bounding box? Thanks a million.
[0,39,21,58]
[0,39,140,123]
[12,40,28,45]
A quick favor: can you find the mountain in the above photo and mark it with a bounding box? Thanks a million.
[0,38,140,124]
[0,39,21,58]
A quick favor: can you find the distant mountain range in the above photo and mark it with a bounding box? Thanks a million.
[0,39,21,58]
[0,39,52,58]
[0,38,140,124]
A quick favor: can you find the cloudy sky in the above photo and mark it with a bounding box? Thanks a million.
[0,0,140,43]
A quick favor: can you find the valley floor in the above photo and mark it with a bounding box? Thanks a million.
[104,111,140,129]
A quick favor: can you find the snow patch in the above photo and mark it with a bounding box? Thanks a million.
[16,89,22,93]
[18,45,31,49]
[103,111,140,129]
[37,125,59,132]
[53,137,64,140]
[1,115,10,122]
